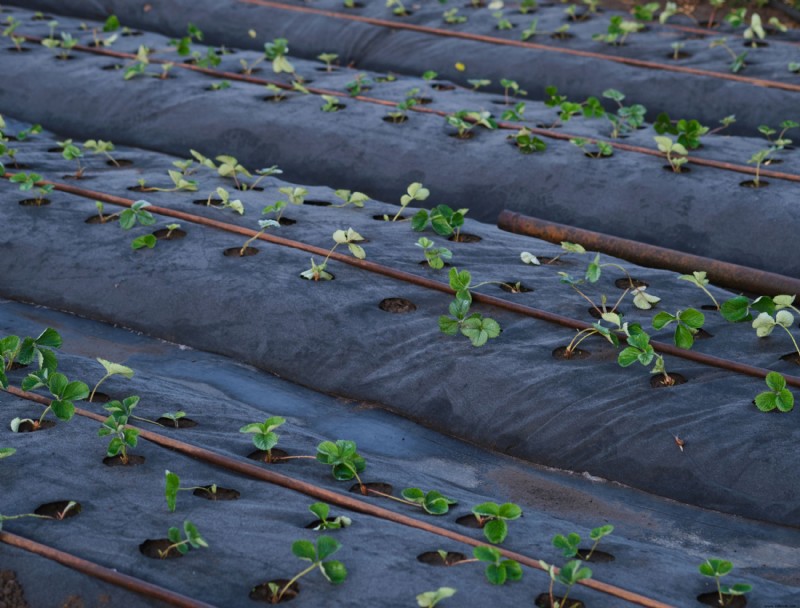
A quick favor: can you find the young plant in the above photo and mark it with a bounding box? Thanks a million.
[501,101,526,121]
[743,13,765,47]
[398,488,458,515]
[473,546,523,585]
[386,96,417,124]
[120,200,156,239]
[84,139,120,167]
[752,310,800,358]
[3,16,25,51]
[321,94,345,112]
[653,114,709,150]
[317,52,339,72]
[471,502,522,544]
[746,148,772,187]
[652,308,704,349]
[265,537,347,603]
[603,89,646,137]
[439,269,502,348]
[12,372,88,432]
[592,16,643,45]
[308,502,352,530]
[316,440,366,489]
[412,205,468,239]
[759,120,798,150]
[159,520,208,559]
[417,588,457,608]
[10,172,54,205]
[563,313,621,359]
[97,396,141,463]
[239,416,286,462]
[443,8,468,24]
[89,358,134,403]
[345,73,372,97]
[514,128,547,154]
[570,138,613,158]
[446,110,498,139]
[678,271,719,310]
[417,237,453,269]
[755,372,794,413]
[0,327,61,380]
[54,139,84,178]
[553,525,613,560]
[333,189,370,209]
[204,187,244,215]
[709,38,747,73]
[160,410,188,428]
[263,37,294,74]
[618,324,677,386]
[164,470,218,512]
[387,181,429,221]
[654,136,689,172]
[539,559,592,608]
[494,11,513,30]
[301,228,366,281]
[387,0,411,16]
[236,219,280,256]
[698,558,752,607]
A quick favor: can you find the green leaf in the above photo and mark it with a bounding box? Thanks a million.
[106,436,123,456]
[438,316,460,335]
[165,470,180,512]
[485,563,507,585]
[292,540,317,561]
[473,503,500,517]
[617,347,641,367]
[776,389,794,412]
[585,254,601,283]
[309,502,329,521]
[0,448,16,459]
[504,560,523,581]
[483,518,508,544]
[402,488,425,502]
[652,312,675,330]
[132,234,157,250]
[473,545,499,563]
[35,328,62,349]
[316,535,341,560]
[680,308,705,329]
[765,371,786,392]
[754,392,776,412]
[252,431,278,452]
[61,381,89,402]
[674,324,694,350]
[51,399,75,421]
[98,358,134,379]
[411,210,429,231]
[321,560,348,584]
[498,503,521,520]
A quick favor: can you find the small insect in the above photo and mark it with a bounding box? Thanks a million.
[673,435,685,452]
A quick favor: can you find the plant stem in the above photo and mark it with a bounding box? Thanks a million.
[780,325,800,359]
[278,563,317,601]
[240,230,265,256]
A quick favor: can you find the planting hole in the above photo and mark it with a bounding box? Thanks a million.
[85,215,118,225]
[448,233,482,243]
[224,247,259,257]
[650,373,688,388]
[372,214,409,221]
[121,30,143,37]
[552,346,591,360]
[247,448,289,464]
[742,40,768,48]
[277,217,297,226]
[34,501,82,520]
[349,482,393,497]
[666,51,692,60]
[249,580,300,603]
[84,392,111,402]
[6,47,31,53]
[455,514,484,529]
[431,83,456,91]
[536,594,585,608]
[662,165,692,173]
[15,420,56,432]
[499,281,532,294]
[417,551,467,566]
[107,159,133,167]
[303,200,332,207]
[156,416,198,428]
[614,278,648,289]
[154,228,187,241]
[588,307,623,319]
[379,298,417,313]
[193,198,223,207]
[695,328,713,340]
[412,97,433,105]
[780,352,800,365]
[235,184,264,192]
[139,539,182,559]
[19,199,51,207]
[419,259,451,268]
[577,549,615,563]
[101,63,123,70]
[262,95,289,103]
[448,131,475,140]
[551,31,575,39]
[127,185,148,192]
[193,486,240,501]
[102,454,146,467]
[697,592,747,608]
[382,115,408,124]
[739,179,769,189]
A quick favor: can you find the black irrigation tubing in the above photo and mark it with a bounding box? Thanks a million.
[4,386,675,608]
[238,0,800,93]
[0,530,218,608]
[5,173,800,390]
[19,36,800,185]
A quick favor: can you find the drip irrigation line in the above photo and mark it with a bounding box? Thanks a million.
[3,386,674,608]
[4,173,800,389]
[498,210,800,297]
[237,0,800,93]
[0,530,217,608]
[18,36,800,184]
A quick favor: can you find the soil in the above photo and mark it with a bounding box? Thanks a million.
[156,416,198,428]
[15,419,56,432]
[650,373,688,388]
[153,228,187,240]
[223,247,259,257]
[378,298,417,313]
[697,591,748,607]
[138,539,182,560]
[455,514,485,529]
[249,580,299,603]
[416,551,468,566]
[577,549,615,563]
[33,500,82,520]
[349,482,394,496]
[0,571,29,608]
[552,346,592,360]
[535,593,586,608]
[192,486,240,501]
[246,448,290,463]
[102,454,146,467]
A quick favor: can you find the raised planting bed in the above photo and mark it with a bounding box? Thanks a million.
[0,9,797,275]
[12,0,800,133]
[1,116,800,529]
[1,297,799,607]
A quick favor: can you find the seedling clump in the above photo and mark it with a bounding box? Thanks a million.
[471,501,522,544]
[97,396,141,464]
[316,440,366,489]
[439,269,502,347]
[755,372,794,413]
[539,559,592,608]
[89,358,134,402]
[261,537,347,603]
[10,172,53,205]
[308,502,352,530]
[12,371,87,432]
[301,228,366,281]
[239,416,286,462]
[698,558,752,606]
[159,520,208,559]
[553,525,613,560]
[165,470,218,512]
[473,545,523,585]
[652,308,705,349]
[417,237,453,269]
